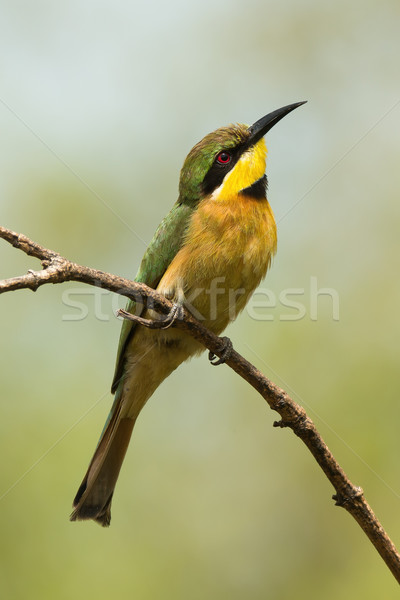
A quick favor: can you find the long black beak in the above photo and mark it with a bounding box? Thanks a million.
[248,101,307,146]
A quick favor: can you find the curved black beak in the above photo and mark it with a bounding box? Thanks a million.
[248,101,307,146]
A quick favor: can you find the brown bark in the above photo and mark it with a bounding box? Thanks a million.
[1,224,399,583]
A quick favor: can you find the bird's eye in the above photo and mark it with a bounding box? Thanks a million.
[216,151,231,165]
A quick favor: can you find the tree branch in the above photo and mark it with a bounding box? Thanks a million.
[1,224,400,583]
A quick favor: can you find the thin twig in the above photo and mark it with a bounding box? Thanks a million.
[1,224,399,583]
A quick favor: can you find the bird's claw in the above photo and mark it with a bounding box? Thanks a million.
[160,303,185,329]
[208,336,233,366]
[117,303,184,330]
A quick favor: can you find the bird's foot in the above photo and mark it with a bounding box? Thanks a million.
[117,303,184,330]
[208,336,233,366]
[160,302,185,329]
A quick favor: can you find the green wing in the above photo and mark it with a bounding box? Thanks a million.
[111,201,193,393]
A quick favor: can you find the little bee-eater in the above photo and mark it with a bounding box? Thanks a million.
[71,102,306,526]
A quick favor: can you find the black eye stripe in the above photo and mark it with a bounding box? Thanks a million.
[202,146,243,195]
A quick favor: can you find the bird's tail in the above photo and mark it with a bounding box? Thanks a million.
[70,390,135,527]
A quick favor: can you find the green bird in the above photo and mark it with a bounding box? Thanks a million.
[70,102,306,526]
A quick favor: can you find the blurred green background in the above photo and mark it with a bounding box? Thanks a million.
[1,0,400,597]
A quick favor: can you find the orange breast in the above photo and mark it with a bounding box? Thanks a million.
[157,194,277,333]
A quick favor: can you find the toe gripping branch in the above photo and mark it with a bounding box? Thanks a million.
[117,302,185,330]
[208,336,233,366]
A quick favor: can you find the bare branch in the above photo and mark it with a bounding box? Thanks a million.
[1,224,400,583]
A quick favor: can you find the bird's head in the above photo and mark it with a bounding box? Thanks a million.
[179,102,306,204]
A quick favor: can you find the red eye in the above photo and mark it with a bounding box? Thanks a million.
[216,151,231,165]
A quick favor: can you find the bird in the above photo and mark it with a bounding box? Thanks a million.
[70,101,306,526]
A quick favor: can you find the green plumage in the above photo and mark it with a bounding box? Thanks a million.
[111,201,195,393]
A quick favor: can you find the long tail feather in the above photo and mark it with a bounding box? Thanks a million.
[70,394,135,527]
